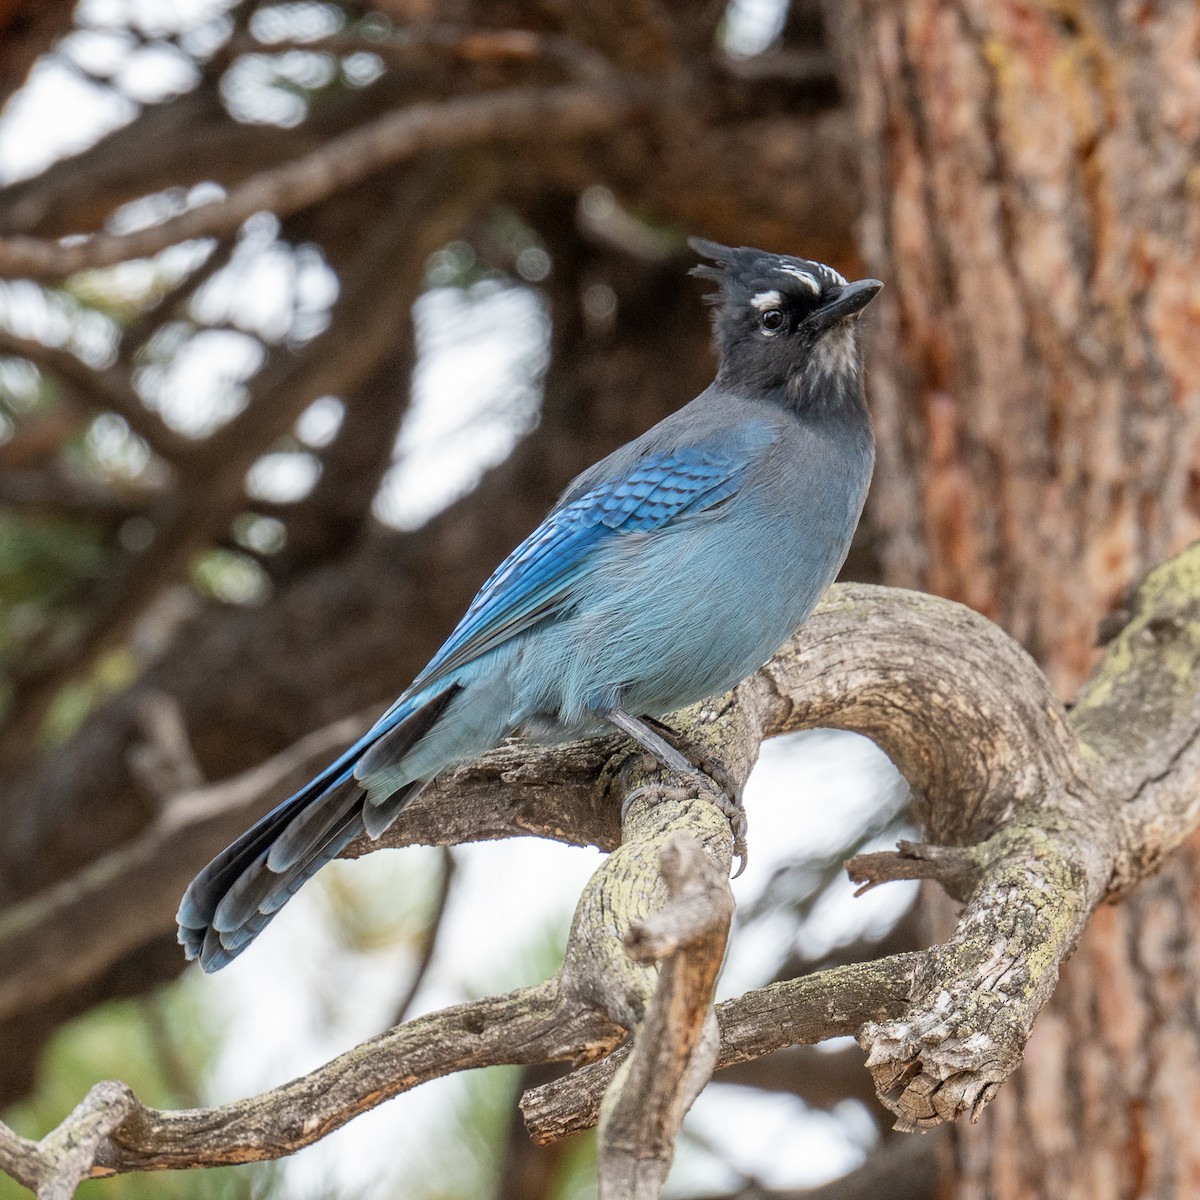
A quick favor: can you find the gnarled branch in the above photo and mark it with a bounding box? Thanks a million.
[2,542,1200,1194]
[598,830,733,1198]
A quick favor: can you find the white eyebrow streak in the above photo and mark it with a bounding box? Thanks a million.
[751,289,783,310]
[776,263,820,294]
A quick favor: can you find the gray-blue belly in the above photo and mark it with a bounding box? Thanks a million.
[508,500,849,737]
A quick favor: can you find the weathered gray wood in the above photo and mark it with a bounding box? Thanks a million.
[4,544,1200,1193]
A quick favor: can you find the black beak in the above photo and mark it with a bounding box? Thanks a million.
[811,278,883,332]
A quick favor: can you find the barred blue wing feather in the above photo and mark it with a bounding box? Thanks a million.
[409,446,762,690]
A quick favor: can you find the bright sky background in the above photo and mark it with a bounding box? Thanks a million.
[0,2,916,1195]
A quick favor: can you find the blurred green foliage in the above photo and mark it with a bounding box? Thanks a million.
[0,988,261,1200]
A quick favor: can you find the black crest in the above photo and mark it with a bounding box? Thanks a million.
[688,237,849,307]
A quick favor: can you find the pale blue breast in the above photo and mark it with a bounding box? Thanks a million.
[509,418,870,732]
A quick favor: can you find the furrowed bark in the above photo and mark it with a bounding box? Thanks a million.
[831,1,1200,1189]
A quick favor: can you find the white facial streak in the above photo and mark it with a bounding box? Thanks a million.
[751,289,783,310]
[776,264,820,293]
[777,260,848,291]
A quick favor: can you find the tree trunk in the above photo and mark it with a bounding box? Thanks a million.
[839,0,1200,691]
[837,1,1200,1194]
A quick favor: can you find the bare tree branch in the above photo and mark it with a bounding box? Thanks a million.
[0,469,153,521]
[0,714,375,1023]
[0,1119,39,1193]
[0,81,642,281]
[0,329,194,461]
[0,169,487,768]
[519,545,1200,1137]
[2,541,1200,1192]
[0,1081,136,1200]
[0,732,738,1183]
[598,832,733,1198]
[521,955,922,1144]
[0,410,83,469]
[232,26,611,80]
[0,86,358,239]
[0,984,612,1181]
[116,238,238,362]
[1071,548,1200,892]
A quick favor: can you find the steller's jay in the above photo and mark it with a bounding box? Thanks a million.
[179,238,882,970]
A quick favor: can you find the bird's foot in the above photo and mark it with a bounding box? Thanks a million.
[643,717,748,876]
[609,708,748,876]
[707,785,749,877]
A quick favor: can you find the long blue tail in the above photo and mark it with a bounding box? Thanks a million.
[177,686,458,971]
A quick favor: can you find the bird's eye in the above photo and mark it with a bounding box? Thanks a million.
[759,308,786,334]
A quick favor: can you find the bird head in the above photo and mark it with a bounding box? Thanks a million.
[689,237,882,410]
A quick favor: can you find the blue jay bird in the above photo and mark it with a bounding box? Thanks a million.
[178,239,881,971]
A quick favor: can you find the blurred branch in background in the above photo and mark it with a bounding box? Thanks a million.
[689,1133,941,1200]
[390,846,455,1026]
[0,80,640,280]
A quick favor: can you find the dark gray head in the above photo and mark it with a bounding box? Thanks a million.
[689,237,882,414]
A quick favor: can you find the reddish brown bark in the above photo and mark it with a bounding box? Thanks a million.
[843,0,1200,692]
[840,1,1200,1195]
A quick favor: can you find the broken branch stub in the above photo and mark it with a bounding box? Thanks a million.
[598,832,734,1198]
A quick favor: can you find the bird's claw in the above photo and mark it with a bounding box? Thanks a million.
[640,717,749,876]
[714,789,749,877]
[610,710,749,874]
[622,774,749,876]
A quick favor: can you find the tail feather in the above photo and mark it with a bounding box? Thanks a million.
[177,797,309,949]
[194,807,365,970]
[177,685,459,972]
[362,779,423,838]
[212,779,361,934]
[355,683,462,793]
[198,809,367,969]
[265,773,362,874]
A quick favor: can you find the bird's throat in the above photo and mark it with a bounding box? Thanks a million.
[788,323,866,421]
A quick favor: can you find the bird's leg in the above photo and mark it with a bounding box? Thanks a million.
[607,707,748,875]
[607,707,698,776]
[641,716,743,807]
[643,716,749,875]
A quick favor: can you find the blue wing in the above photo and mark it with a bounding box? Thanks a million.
[407,442,767,693]
[177,434,773,969]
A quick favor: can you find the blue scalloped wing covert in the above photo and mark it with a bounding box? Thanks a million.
[409,446,758,691]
